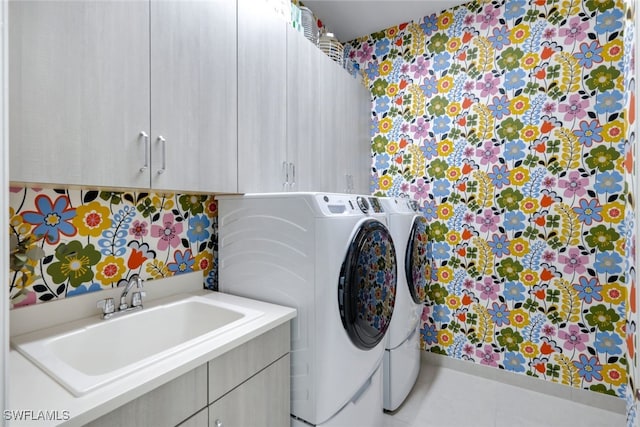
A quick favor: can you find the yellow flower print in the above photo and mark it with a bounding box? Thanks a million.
[615,238,625,254]
[446,231,461,246]
[446,37,462,53]
[602,363,626,387]
[438,266,454,283]
[437,140,453,157]
[152,193,175,211]
[379,175,393,191]
[204,196,218,216]
[510,96,530,115]
[520,341,539,358]
[438,76,454,93]
[615,318,626,336]
[602,283,625,305]
[445,295,461,310]
[520,197,540,214]
[386,141,399,155]
[509,24,530,44]
[510,308,529,328]
[95,255,126,285]
[379,117,393,133]
[73,202,111,237]
[602,120,625,143]
[509,238,529,257]
[521,53,540,70]
[386,26,399,39]
[520,125,540,143]
[379,60,393,77]
[437,329,454,346]
[602,201,624,223]
[194,251,214,272]
[437,202,455,220]
[146,259,168,279]
[445,102,461,116]
[445,166,462,182]
[438,11,454,30]
[510,166,530,186]
[602,39,623,62]
[520,269,539,286]
[11,212,31,236]
[386,83,399,97]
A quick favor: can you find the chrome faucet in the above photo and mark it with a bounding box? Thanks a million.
[96,274,146,320]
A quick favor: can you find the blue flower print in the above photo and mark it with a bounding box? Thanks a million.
[595,90,622,115]
[432,242,451,260]
[573,276,603,304]
[167,249,195,275]
[375,153,391,171]
[488,26,511,50]
[575,42,603,68]
[420,76,438,98]
[488,234,510,257]
[420,14,438,36]
[488,164,510,189]
[573,199,603,225]
[422,200,438,221]
[575,120,603,146]
[594,331,623,355]
[503,352,526,373]
[488,302,510,327]
[594,251,623,275]
[489,95,511,120]
[503,139,526,161]
[503,0,526,20]
[421,139,438,160]
[22,194,77,244]
[433,52,452,72]
[573,354,603,382]
[66,282,102,298]
[433,116,451,134]
[504,69,526,91]
[504,281,526,302]
[365,62,379,80]
[375,39,390,57]
[594,9,623,35]
[432,304,451,322]
[375,96,391,114]
[594,171,623,194]
[432,179,451,198]
[504,211,526,231]
[421,323,438,346]
[187,214,211,243]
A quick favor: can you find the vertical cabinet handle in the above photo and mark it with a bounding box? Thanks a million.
[157,136,166,175]
[282,161,289,190]
[289,162,296,190]
[139,131,149,172]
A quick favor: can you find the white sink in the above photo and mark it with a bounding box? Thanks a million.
[11,294,263,396]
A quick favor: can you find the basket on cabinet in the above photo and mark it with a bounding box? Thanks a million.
[318,32,343,64]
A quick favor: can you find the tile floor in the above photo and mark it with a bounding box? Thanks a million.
[382,359,627,427]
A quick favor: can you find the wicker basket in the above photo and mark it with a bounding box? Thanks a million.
[318,32,344,64]
[299,6,318,44]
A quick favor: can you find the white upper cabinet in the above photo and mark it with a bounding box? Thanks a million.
[9,0,237,193]
[9,0,150,189]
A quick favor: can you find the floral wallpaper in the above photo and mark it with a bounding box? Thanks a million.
[8,187,218,308]
[346,0,635,401]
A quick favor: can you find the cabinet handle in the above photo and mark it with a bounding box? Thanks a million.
[289,162,296,190]
[139,131,149,172]
[214,420,223,427]
[157,136,166,175]
[282,161,289,190]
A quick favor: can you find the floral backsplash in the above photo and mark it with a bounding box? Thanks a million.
[8,187,218,307]
[346,0,636,402]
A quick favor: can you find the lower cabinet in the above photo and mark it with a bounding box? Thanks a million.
[86,323,290,427]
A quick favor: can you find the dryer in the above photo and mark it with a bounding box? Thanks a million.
[218,193,397,427]
[378,197,431,411]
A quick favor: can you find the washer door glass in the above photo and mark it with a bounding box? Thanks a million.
[405,216,430,304]
[338,219,397,350]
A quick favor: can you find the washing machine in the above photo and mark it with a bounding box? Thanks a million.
[217,193,397,427]
[378,197,430,411]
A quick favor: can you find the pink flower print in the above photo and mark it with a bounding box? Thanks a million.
[130,220,148,238]
[558,171,588,198]
[476,277,499,300]
[558,248,587,274]
[151,212,183,251]
[476,344,499,367]
[476,73,500,97]
[559,94,588,121]
[410,56,429,78]
[542,324,556,337]
[477,5,499,30]
[411,117,430,139]
[476,140,499,165]
[476,209,499,233]
[560,17,587,45]
[356,43,373,62]
[410,178,429,200]
[558,325,588,351]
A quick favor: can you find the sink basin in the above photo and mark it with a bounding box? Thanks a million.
[12,294,263,396]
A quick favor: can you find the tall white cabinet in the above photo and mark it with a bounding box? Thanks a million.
[9,0,237,193]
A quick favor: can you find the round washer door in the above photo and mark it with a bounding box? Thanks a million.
[405,216,430,304]
[338,219,397,350]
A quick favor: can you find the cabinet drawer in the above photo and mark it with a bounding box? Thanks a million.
[86,364,207,427]
[178,407,208,427]
[209,322,289,403]
[209,354,290,427]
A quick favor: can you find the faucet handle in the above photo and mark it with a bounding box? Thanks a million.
[97,298,115,316]
[131,291,146,308]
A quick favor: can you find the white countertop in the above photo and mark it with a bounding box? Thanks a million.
[7,289,296,426]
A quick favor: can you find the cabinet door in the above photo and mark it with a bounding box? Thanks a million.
[348,79,373,195]
[9,0,150,188]
[237,0,287,193]
[209,354,290,427]
[150,0,237,193]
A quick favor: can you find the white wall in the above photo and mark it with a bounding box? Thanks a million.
[1,0,9,424]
